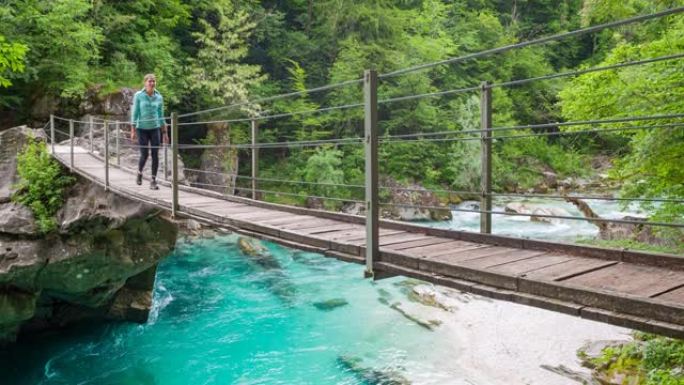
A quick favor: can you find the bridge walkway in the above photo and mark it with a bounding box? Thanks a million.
[52,145,684,337]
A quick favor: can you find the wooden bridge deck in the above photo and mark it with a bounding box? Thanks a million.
[53,145,684,337]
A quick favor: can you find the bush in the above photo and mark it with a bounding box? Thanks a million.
[587,333,684,385]
[12,140,75,233]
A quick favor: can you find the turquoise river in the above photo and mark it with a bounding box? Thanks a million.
[1,229,630,385]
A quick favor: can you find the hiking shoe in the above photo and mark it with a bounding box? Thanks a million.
[150,178,159,190]
[136,172,143,186]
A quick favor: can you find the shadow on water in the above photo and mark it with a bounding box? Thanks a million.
[0,322,122,385]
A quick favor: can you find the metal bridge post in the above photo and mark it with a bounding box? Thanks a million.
[480,81,492,234]
[364,69,379,278]
[251,119,259,200]
[50,114,55,154]
[89,116,94,153]
[171,112,179,217]
[164,139,168,181]
[116,121,120,166]
[104,121,110,191]
[69,119,74,170]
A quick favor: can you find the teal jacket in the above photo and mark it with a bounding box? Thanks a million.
[130,89,165,129]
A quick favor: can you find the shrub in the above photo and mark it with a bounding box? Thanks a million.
[12,140,75,233]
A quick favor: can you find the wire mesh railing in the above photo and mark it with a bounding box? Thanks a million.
[45,7,684,274]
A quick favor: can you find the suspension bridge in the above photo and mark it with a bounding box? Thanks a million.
[45,8,684,337]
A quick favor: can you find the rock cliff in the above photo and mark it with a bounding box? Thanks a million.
[0,126,177,343]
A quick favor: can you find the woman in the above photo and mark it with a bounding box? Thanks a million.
[130,73,168,190]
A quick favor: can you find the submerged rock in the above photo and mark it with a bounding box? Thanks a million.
[337,355,411,385]
[237,237,296,303]
[238,237,281,270]
[389,302,442,331]
[313,298,348,311]
[409,285,458,312]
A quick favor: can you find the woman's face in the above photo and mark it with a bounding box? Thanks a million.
[145,78,156,92]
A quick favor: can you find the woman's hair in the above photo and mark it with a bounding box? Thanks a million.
[143,73,156,82]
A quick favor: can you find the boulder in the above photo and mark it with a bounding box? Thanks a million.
[0,203,37,235]
[381,177,452,222]
[542,170,558,188]
[505,202,570,224]
[530,207,571,224]
[341,202,364,216]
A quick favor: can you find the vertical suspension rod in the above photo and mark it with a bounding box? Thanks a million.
[364,69,379,278]
[480,81,492,234]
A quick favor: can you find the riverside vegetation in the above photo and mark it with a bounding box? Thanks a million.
[12,140,74,233]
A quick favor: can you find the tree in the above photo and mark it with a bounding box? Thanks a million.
[0,0,102,97]
[186,0,265,112]
[0,35,28,88]
[558,15,684,225]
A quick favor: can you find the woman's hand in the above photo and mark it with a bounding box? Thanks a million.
[130,126,137,140]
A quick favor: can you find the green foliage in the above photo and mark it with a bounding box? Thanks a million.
[559,14,684,224]
[0,34,28,88]
[1,0,102,97]
[587,333,684,385]
[578,238,684,255]
[187,0,265,111]
[12,140,75,233]
[494,135,589,191]
[301,147,347,210]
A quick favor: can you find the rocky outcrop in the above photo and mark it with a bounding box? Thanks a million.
[380,177,452,221]
[192,122,237,195]
[504,202,571,224]
[0,126,178,343]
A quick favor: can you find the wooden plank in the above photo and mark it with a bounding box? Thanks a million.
[378,233,430,246]
[457,250,547,269]
[428,246,515,263]
[425,243,492,258]
[196,204,254,216]
[229,210,290,221]
[339,229,406,244]
[279,219,342,231]
[384,237,453,251]
[525,258,619,281]
[400,240,482,257]
[654,286,684,303]
[258,215,314,226]
[563,263,684,298]
[303,223,362,234]
[488,254,574,276]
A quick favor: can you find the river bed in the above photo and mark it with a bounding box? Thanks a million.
[430,197,648,242]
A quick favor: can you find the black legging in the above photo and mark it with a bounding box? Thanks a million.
[137,128,161,178]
